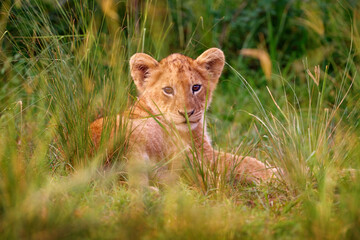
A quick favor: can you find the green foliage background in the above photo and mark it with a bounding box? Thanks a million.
[0,0,360,239]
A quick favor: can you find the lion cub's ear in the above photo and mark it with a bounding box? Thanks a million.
[130,53,159,93]
[195,48,225,81]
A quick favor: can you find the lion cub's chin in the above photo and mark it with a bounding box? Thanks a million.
[175,122,199,132]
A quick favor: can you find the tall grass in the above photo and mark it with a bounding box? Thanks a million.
[0,0,360,239]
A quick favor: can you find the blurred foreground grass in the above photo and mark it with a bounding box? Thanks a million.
[0,0,360,239]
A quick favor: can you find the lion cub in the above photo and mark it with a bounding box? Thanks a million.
[90,48,275,186]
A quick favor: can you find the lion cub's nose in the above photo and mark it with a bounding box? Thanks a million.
[178,109,195,118]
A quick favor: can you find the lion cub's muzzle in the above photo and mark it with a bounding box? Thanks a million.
[177,109,202,124]
[178,109,195,118]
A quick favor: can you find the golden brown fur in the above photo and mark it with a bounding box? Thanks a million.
[90,48,275,186]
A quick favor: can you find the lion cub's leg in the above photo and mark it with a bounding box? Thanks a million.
[127,150,151,190]
[202,150,276,184]
[220,152,277,183]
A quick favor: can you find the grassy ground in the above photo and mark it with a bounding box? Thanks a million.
[1,0,360,239]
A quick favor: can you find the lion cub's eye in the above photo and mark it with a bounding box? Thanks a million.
[163,87,174,95]
[192,84,201,93]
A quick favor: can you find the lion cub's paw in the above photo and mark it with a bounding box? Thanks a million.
[236,157,278,184]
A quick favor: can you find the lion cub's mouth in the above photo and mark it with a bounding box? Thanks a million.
[181,119,200,124]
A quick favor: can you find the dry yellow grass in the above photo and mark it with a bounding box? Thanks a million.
[240,48,272,80]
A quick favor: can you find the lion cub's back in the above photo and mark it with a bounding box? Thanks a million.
[90,117,104,148]
[90,115,168,160]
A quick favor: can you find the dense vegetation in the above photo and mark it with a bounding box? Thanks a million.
[1,0,359,239]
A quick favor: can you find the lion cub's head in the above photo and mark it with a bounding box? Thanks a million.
[130,48,225,131]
